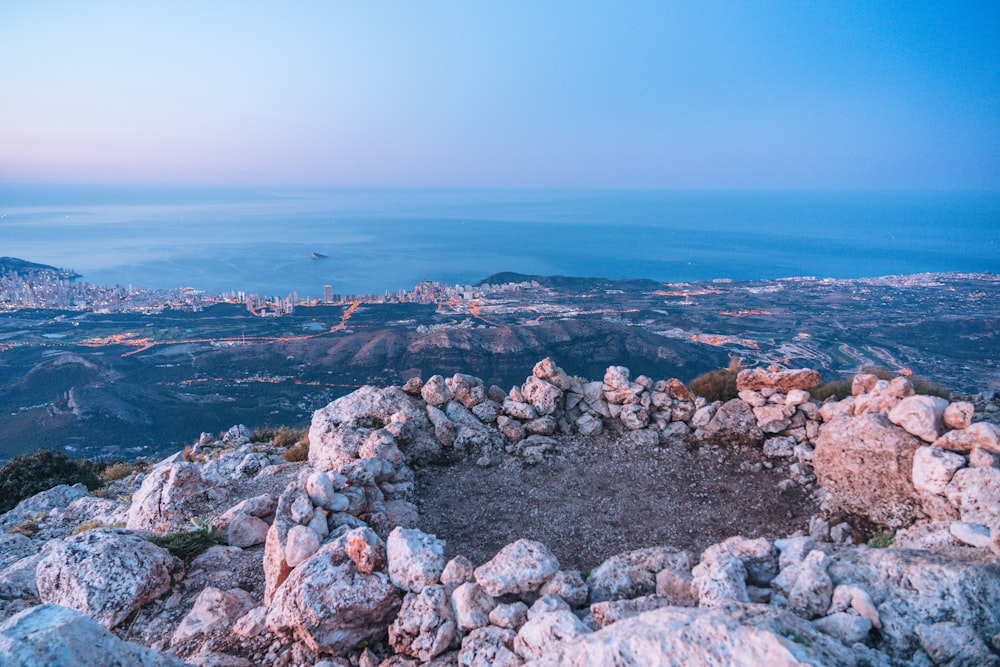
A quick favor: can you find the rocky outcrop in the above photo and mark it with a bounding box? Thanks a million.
[0,604,188,667]
[35,529,179,628]
[813,414,925,528]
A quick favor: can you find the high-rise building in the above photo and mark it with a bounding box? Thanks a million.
[324,284,333,304]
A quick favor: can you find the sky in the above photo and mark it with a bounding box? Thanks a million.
[0,1,998,190]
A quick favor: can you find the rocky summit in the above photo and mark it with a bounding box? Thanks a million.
[2,359,1000,666]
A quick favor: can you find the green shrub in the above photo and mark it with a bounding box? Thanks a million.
[689,369,739,403]
[272,426,307,448]
[148,518,221,560]
[867,530,894,549]
[811,366,951,402]
[0,451,103,514]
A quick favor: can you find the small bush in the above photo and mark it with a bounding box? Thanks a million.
[689,369,738,403]
[101,461,136,482]
[272,426,307,448]
[148,518,221,560]
[0,451,103,514]
[810,378,853,402]
[867,530,895,549]
[6,517,41,537]
[811,366,951,402]
[283,436,310,463]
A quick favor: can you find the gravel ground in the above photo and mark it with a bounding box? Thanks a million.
[414,433,817,571]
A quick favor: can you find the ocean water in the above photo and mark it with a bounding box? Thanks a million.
[1,187,997,297]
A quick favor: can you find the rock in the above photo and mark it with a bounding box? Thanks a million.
[704,399,765,448]
[309,385,435,470]
[852,373,878,396]
[813,414,925,528]
[575,413,603,436]
[387,527,446,593]
[786,550,833,619]
[450,582,496,631]
[475,539,560,598]
[588,546,691,604]
[753,404,794,433]
[739,389,767,407]
[737,367,820,393]
[933,422,1000,454]
[812,612,872,645]
[125,462,205,532]
[691,548,748,607]
[35,528,178,629]
[538,570,588,608]
[285,525,322,568]
[305,471,337,508]
[912,445,966,495]
[459,626,521,667]
[825,544,1000,660]
[691,404,716,428]
[590,594,675,627]
[513,609,591,660]
[0,534,39,571]
[440,555,476,591]
[945,467,1000,527]
[343,525,387,574]
[226,512,270,548]
[402,377,423,395]
[828,584,881,629]
[949,522,993,548]
[888,395,949,443]
[171,586,255,644]
[471,399,500,424]
[0,484,90,533]
[421,375,452,407]
[763,436,797,458]
[389,585,457,662]
[655,566,697,606]
[427,405,457,448]
[0,604,187,667]
[265,485,313,604]
[490,602,529,630]
[971,447,999,468]
[945,401,976,430]
[602,366,633,404]
[232,606,268,638]
[785,389,812,407]
[916,621,1000,667]
[219,493,278,523]
[266,531,401,655]
[618,404,648,430]
[522,376,562,416]
[447,373,487,409]
[527,604,883,667]
[527,594,571,619]
[525,415,558,436]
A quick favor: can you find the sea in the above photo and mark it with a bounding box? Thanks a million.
[1,186,997,297]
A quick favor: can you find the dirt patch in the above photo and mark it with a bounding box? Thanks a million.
[414,433,817,571]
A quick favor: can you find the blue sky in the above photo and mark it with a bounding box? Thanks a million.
[0,1,997,190]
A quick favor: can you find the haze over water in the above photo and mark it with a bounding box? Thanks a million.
[2,187,997,298]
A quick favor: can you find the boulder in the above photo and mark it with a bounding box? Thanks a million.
[513,609,591,660]
[944,402,976,430]
[945,466,1000,527]
[785,550,833,620]
[447,373,487,409]
[538,570,588,608]
[171,586,255,644]
[475,539,560,598]
[0,484,90,533]
[911,445,965,496]
[521,377,563,416]
[587,546,691,604]
[490,601,529,630]
[590,594,676,627]
[451,582,496,631]
[266,530,401,655]
[916,621,1000,667]
[125,462,205,532]
[387,527,446,593]
[226,512,270,548]
[527,604,885,667]
[35,528,178,628]
[736,367,820,393]
[703,399,764,448]
[933,422,1000,454]
[421,375,452,407]
[813,414,925,528]
[440,555,476,591]
[0,604,187,667]
[888,395,948,443]
[459,626,521,667]
[812,612,872,645]
[389,584,457,662]
[0,534,39,571]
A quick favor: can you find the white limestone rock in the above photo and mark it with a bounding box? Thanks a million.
[888,395,948,443]
[459,625,522,667]
[911,445,966,495]
[387,526,446,593]
[389,584,457,662]
[35,528,178,628]
[945,466,1000,527]
[588,545,692,604]
[0,604,187,667]
[513,609,591,661]
[475,539,560,598]
[171,586,255,644]
[125,462,206,532]
[450,582,496,632]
